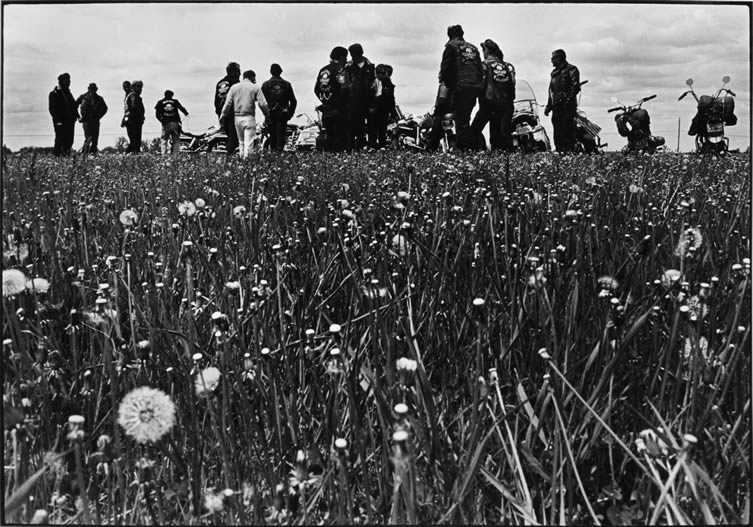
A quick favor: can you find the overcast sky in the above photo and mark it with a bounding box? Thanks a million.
[2,2,750,152]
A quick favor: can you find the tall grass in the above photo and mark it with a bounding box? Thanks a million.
[2,150,750,524]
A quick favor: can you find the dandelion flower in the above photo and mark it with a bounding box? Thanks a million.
[628,184,642,194]
[396,357,418,372]
[117,387,176,444]
[392,234,409,256]
[178,201,197,217]
[26,277,51,294]
[204,490,225,514]
[685,295,708,321]
[683,336,709,361]
[194,198,206,209]
[674,227,703,257]
[2,269,27,297]
[195,366,221,396]
[661,269,682,288]
[119,209,138,226]
[232,205,247,218]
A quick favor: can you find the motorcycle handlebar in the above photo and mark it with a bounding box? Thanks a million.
[607,107,622,113]
[726,89,737,97]
[644,94,657,102]
[678,92,688,101]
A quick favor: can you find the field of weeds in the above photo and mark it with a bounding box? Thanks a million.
[2,150,751,525]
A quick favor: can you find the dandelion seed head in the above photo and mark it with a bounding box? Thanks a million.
[661,269,682,288]
[119,209,138,226]
[396,357,417,372]
[116,387,176,444]
[3,269,27,297]
[204,490,225,514]
[394,403,409,416]
[597,276,619,291]
[194,198,206,209]
[335,438,348,450]
[392,429,409,442]
[178,201,197,217]
[195,367,221,396]
[329,323,341,334]
[26,277,51,294]
[674,227,703,257]
[232,205,247,218]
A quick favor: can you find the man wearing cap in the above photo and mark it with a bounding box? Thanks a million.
[544,49,580,153]
[76,83,108,155]
[155,90,189,155]
[221,70,269,159]
[123,80,146,153]
[315,46,352,152]
[347,43,376,150]
[470,39,516,151]
[120,81,131,127]
[261,64,297,151]
[429,24,483,151]
[215,62,241,156]
[48,73,79,156]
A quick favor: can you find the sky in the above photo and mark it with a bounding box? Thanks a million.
[1,2,750,152]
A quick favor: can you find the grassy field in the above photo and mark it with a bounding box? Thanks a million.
[2,150,750,525]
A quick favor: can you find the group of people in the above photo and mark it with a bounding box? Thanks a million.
[47,23,583,156]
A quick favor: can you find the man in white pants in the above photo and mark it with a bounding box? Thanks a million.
[221,70,269,158]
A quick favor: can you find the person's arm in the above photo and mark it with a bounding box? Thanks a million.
[509,63,517,101]
[568,65,581,102]
[439,44,455,88]
[177,100,189,117]
[49,91,57,121]
[257,87,269,119]
[288,82,297,116]
[220,88,234,123]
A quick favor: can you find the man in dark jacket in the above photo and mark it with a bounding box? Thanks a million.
[347,43,376,150]
[123,80,145,153]
[49,73,79,156]
[215,62,241,155]
[76,82,108,155]
[544,49,580,153]
[155,90,189,155]
[261,63,297,151]
[315,46,352,152]
[428,25,483,151]
[469,39,516,151]
[368,64,397,150]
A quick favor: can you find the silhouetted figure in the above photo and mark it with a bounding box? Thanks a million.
[315,46,352,152]
[544,49,580,153]
[215,62,241,155]
[49,72,79,156]
[155,90,189,155]
[76,82,108,155]
[124,80,145,153]
[261,63,297,151]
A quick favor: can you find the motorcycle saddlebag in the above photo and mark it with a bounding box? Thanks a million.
[714,96,736,126]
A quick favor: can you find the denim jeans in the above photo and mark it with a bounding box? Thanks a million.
[161,121,181,155]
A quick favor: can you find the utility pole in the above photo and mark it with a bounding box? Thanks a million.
[676,116,681,152]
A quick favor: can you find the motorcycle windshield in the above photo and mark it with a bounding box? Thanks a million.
[513,80,540,119]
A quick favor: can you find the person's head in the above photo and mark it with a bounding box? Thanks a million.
[270,63,283,76]
[480,39,503,60]
[447,25,464,40]
[376,63,392,79]
[164,90,174,98]
[348,43,364,61]
[88,82,98,93]
[131,80,143,93]
[57,72,71,89]
[330,46,348,65]
[551,49,566,67]
[122,80,131,93]
[243,70,256,83]
[227,62,241,77]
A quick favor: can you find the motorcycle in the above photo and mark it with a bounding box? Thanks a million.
[608,94,666,154]
[387,104,456,152]
[573,80,607,154]
[179,124,228,154]
[255,113,322,151]
[511,80,551,153]
[679,76,737,155]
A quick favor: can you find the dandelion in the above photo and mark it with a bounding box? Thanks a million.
[683,336,709,361]
[225,280,241,292]
[178,201,197,217]
[564,209,577,219]
[119,209,138,226]
[204,490,225,514]
[674,227,703,257]
[396,357,418,373]
[194,198,206,209]
[195,366,221,396]
[392,233,409,256]
[26,277,51,294]
[685,295,708,321]
[117,387,176,444]
[661,269,682,288]
[232,205,247,218]
[2,269,27,297]
[598,276,619,291]
[628,184,642,194]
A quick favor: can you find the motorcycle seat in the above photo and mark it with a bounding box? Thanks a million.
[441,113,456,121]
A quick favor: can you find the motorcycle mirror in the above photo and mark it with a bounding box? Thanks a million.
[610,96,619,103]
[722,75,731,84]
[685,78,694,87]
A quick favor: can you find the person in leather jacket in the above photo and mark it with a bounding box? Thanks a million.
[261,63,298,151]
[215,62,241,155]
[428,24,483,151]
[347,43,376,150]
[544,49,580,153]
[48,73,79,156]
[315,46,352,152]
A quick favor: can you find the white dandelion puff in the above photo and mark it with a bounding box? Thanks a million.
[3,269,27,297]
[117,387,176,444]
[195,366,221,396]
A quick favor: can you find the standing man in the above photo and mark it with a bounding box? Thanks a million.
[215,62,241,156]
[76,82,108,155]
[221,70,269,159]
[470,39,516,151]
[261,63,297,151]
[544,49,580,153]
[48,73,79,156]
[429,25,483,151]
[123,80,145,154]
[347,43,376,150]
[155,90,189,155]
[314,46,352,152]
[368,64,397,150]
